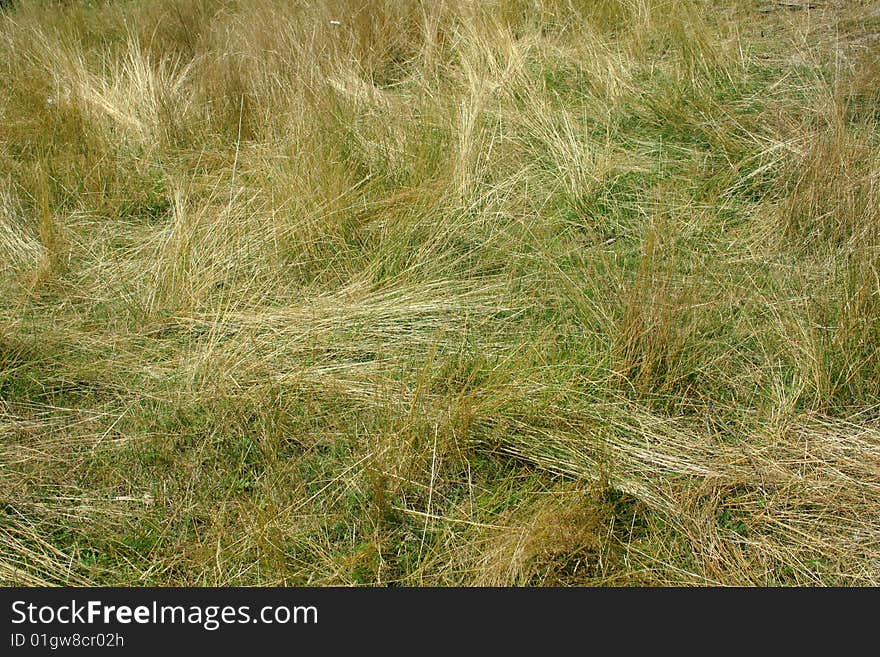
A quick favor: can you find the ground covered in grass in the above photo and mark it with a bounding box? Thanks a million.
[1,0,879,585]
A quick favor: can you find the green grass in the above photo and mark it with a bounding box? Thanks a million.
[1,0,880,586]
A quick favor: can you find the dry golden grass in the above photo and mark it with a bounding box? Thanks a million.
[1,0,880,586]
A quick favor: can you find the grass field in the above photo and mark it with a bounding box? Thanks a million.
[2,0,880,586]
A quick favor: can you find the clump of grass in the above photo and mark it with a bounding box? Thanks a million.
[780,120,880,248]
